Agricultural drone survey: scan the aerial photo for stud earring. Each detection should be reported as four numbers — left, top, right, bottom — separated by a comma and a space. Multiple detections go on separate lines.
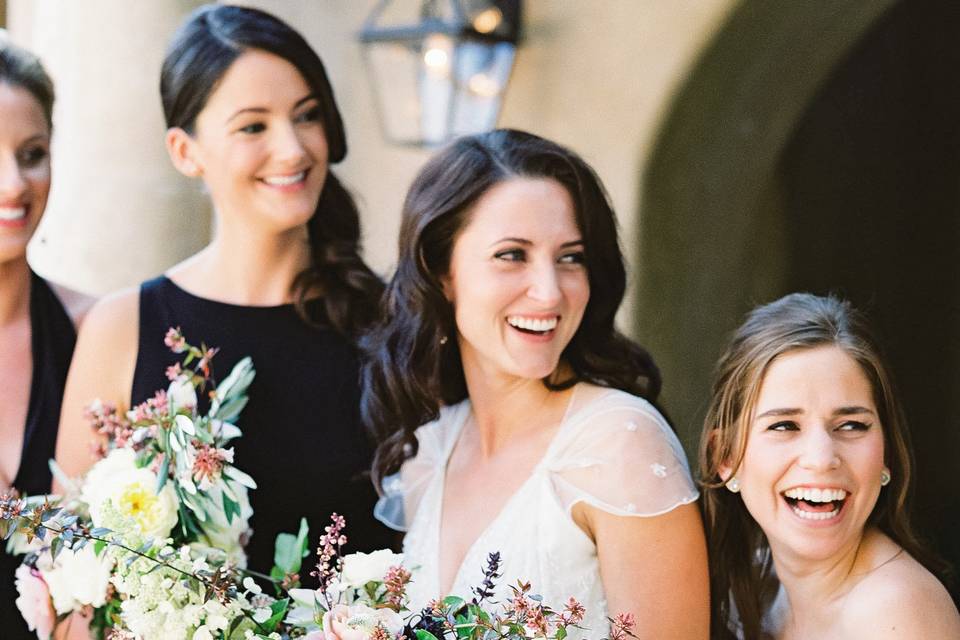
880, 468, 891, 487
439, 335, 448, 345
725, 476, 741, 493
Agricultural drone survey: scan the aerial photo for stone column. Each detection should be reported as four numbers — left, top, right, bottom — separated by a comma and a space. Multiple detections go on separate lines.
8, 0, 208, 295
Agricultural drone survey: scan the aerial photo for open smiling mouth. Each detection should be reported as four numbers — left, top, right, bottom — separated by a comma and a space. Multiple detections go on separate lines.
506, 315, 559, 337
782, 487, 849, 521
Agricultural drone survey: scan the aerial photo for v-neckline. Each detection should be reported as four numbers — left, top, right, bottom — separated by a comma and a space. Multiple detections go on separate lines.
432, 385, 580, 598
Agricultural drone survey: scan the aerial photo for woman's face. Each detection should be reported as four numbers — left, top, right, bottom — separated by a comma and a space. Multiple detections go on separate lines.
182, 49, 328, 234
443, 177, 590, 385
731, 345, 886, 564
0, 83, 50, 265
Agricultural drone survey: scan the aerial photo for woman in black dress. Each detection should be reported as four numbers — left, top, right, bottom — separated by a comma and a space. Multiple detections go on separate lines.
0, 42, 92, 639
55, 4, 393, 580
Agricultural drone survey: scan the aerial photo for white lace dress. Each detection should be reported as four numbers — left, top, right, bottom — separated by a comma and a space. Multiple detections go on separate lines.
375, 383, 698, 638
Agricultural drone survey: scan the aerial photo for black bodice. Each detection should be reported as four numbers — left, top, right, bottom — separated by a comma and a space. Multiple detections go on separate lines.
131, 276, 392, 580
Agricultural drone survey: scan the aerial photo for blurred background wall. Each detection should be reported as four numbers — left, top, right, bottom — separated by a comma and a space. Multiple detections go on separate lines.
6, 0, 959, 599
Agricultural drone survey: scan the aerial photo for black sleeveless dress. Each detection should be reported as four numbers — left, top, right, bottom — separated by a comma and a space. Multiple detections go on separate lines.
131, 276, 393, 579
0, 272, 76, 639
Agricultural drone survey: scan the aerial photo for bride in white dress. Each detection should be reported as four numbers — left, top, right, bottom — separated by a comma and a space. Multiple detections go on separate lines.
362, 129, 710, 639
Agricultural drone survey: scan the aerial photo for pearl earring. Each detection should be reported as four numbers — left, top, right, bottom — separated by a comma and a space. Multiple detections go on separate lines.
880, 468, 891, 487
726, 476, 741, 493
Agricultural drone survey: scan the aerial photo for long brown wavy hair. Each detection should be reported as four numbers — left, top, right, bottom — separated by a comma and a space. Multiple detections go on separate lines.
699, 292, 946, 639
161, 4, 383, 338
361, 129, 663, 490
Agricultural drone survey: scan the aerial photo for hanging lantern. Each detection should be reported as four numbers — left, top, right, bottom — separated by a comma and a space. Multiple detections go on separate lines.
358, 0, 522, 147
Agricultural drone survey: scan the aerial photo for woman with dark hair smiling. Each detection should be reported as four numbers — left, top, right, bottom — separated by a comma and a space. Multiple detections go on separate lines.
363, 129, 709, 639
699, 293, 960, 638
0, 39, 92, 640
55, 3, 392, 579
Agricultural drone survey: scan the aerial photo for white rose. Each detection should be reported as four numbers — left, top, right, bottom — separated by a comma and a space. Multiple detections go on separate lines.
38, 544, 113, 615
82, 448, 179, 540
339, 550, 404, 590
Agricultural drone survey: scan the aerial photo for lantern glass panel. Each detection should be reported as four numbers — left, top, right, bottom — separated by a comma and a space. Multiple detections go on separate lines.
450, 40, 514, 138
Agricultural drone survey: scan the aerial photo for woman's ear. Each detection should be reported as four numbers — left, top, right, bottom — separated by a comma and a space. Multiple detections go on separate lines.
165, 127, 202, 178
708, 428, 734, 481
440, 272, 454, 304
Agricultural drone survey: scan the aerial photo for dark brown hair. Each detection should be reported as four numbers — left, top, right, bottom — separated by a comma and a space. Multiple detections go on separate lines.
699, 292, 944, 639
362, 129, 662, 489
160, 4, 382, 338
0, 40, 54, 127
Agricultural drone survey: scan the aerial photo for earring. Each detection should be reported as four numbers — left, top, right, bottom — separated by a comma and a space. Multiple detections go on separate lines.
880, 468, 891, 487
439, 335, 448, 345
725, 477, 741, 493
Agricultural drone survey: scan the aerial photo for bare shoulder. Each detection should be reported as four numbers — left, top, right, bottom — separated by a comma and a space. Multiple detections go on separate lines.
77, 286, 140, 346
54, 285, 141, 480
47, 280, 96, 327
841, 549, 960, 638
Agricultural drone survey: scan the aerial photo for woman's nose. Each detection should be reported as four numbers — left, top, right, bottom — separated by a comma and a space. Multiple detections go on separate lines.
0, 154, 27, 200
272, 123, 308, 166
526, 262, 562, 306
798, 428, 841, 471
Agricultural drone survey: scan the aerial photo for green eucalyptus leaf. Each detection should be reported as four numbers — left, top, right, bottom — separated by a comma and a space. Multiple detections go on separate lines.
222, 492, 240, 525
156, 456, 170, 493
260, 598, 289, 632
223, 466, 257, 490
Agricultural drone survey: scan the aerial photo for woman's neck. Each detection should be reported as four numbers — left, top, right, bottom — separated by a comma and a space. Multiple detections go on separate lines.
0, 258, 31, 324
773, 528, 877, 634
170, 220, 311, 306
463, 363, 573, 458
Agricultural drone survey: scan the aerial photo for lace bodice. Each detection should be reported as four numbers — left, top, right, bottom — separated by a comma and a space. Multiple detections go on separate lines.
375, 384, 698, 638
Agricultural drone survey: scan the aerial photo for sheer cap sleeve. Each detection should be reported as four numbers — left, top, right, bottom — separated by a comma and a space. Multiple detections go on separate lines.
547, 387, 698, 517
374, 402, 468, 531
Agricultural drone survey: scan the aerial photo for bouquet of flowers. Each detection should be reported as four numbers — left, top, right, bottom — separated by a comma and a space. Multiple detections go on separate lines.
2, 329, 636, 640
1, 329, 289, 640
284, 515, 637, 640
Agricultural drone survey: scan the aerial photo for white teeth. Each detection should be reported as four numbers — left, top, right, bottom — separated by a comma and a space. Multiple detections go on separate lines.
791, 504, 840, 520
0, 207, 25, 221
262, 171, 305, 186
507, 316, 558, 332
783, 487, 848, 502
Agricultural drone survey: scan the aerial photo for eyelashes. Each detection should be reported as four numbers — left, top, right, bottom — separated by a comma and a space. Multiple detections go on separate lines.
18, 145, 48, 167
492, 248, 586, 264
235, 105, 322, 135
764, 420, 874, 432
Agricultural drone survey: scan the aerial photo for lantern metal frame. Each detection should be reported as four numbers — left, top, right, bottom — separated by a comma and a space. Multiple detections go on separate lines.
358, 0, 522, 147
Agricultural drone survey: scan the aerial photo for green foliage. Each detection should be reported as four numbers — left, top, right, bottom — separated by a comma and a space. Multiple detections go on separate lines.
272, 517, 310, 577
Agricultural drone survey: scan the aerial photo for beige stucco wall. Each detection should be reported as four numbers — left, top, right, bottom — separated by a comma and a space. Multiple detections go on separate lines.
10, 0, 736, 335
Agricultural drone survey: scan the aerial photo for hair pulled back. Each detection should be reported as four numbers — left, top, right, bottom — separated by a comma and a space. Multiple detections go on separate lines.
699, 292, 945, 639
362, 128, 662, 490
0, 38, 54, 127
160, 4, 382, 337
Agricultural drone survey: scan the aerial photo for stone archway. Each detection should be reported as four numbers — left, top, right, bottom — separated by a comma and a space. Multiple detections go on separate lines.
637, 0, 960, 599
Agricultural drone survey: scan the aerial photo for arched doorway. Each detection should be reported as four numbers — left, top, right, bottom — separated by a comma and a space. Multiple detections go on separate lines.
637, 0, 959, 597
